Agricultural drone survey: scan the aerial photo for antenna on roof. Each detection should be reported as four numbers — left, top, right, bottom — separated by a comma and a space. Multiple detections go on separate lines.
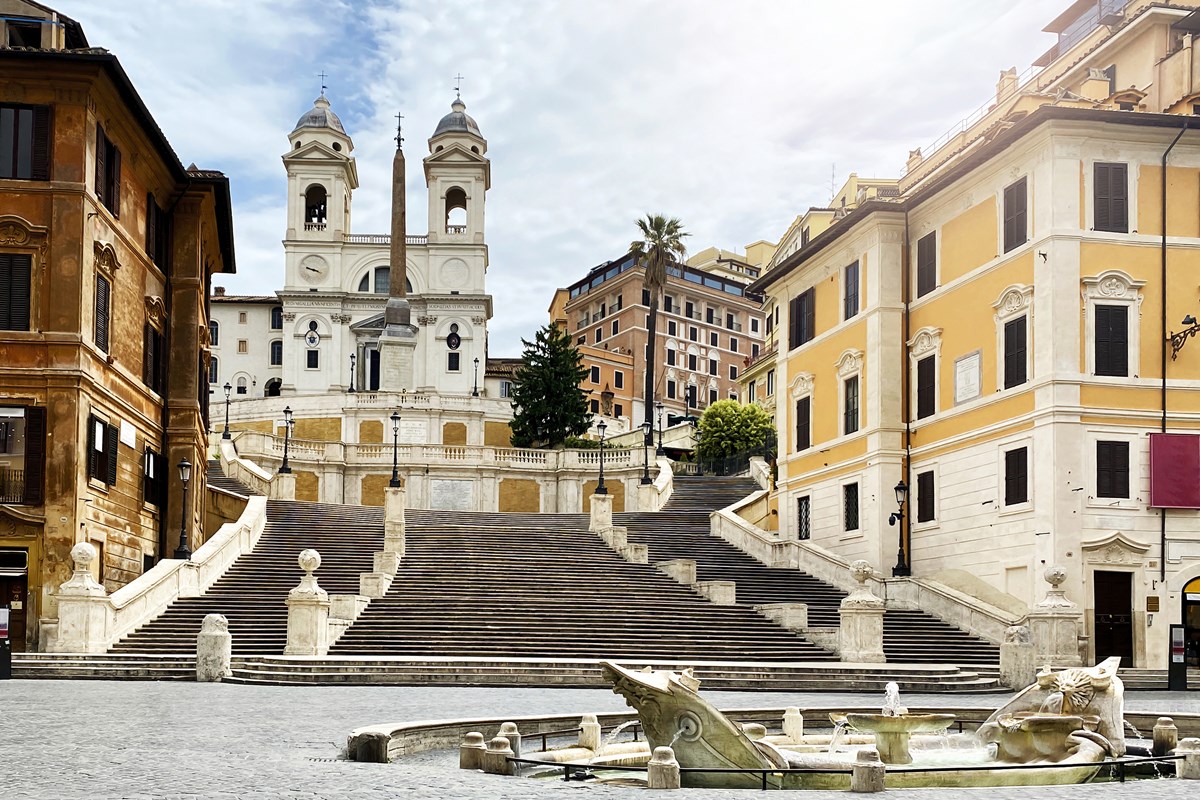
318, 70, 328, 97
454, 73, 465, 99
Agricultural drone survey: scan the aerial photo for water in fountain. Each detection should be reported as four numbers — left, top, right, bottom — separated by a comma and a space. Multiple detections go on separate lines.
599, 720, 640, 754
882, 681, 907, 716
1122, 719, 1145, 740
828, 720, 848, 753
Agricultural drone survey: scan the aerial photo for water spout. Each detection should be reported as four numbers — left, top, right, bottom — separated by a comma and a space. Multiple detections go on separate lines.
883, 681, 908, 716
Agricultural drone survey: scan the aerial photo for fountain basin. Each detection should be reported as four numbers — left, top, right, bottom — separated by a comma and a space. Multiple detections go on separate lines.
843, 713, 956, 764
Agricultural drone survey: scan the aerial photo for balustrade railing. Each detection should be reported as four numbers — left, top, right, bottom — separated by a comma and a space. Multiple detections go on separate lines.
0, 467, 24, 503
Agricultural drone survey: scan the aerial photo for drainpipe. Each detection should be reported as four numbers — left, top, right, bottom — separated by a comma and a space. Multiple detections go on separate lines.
1159, 124, 1186, 583
899, 207, 913, 576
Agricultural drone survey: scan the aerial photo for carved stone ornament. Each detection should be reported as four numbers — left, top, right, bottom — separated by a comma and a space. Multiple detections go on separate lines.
198, 323, 211, 349
330, 314, 352, 324
290, 548, 325, 599
1004, 625, 1032, 645
907, 326, 943, 358
0, 215, 49, 256
94, 240, 121, 278
418, 315, 438, 326
144, 296, 167, 330
841, 559, 884, 608
282, 312, 296, 322
789, 371, 814, 399
1033, 564, 1077, 610
993, 284, 1033, 321
1081, 270, 1145, 309
1081, 530, 1150, 566
835, 349, 864, 379
471, 316, 486, 325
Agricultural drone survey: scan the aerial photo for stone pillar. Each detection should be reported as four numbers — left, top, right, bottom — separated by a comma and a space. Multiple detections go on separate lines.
284, 549, 330, 656
783, 707, 804, 741
481, 736, 515, 776
271, 470, 296, 501
850, 748, 886, 793
637, 481, 659, 512
1153, 717, 1178, 757
756, 603, 809, 631
384, 485, 406, 556
656, 559, 697, 585
1026, 566, 1084, 667
498, 721, 522, 759
578, 714, 602, 751
602, 526, 627, 550
48, 542, 111, 654
1178, 738, 1200, 780
196, 613, 232, 682
647, 746, 681, 790
589, 492, 612, 532
999, 625, 1037, 689
621, 543, 649, 564
378, 335, 417, 392
839, 560, 886, 663
696, 580, 736, 605
459, 732, 486, 770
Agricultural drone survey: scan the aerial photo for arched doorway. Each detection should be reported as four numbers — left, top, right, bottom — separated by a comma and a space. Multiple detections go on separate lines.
1185, 576, 1200, 668
264, 378, 282, 397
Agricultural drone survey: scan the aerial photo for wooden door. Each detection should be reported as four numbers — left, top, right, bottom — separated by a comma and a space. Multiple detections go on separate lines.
1093, 571, 1133, 667
1, 575, 28, 652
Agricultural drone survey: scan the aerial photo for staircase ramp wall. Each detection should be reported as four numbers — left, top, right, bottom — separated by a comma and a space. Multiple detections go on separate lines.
217, 439, 273, 497
712, 491, 1020, 645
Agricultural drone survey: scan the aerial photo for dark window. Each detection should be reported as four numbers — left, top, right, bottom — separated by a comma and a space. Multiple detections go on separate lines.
668, 320, 677, 336
795, 396, 811, 451
94, 124, 121, 216
576, 335, 585, 345
614, 403, 623, 417
594, 327, 601, 343
142, 324, 166, 394
447, 352, 460, 371
800, 226, 810, 247
843, 482, 859, 530
666, 349, 676, 366
0, 253, 32, 330
667, 381, 676, 399
642, 288, 651, 306
689, 326, 697, 342
843, 261, 859, 320
752, 343, 759, 358
614, 371, 624, 389
706, 307, 715, 324
1097, 440, 1130, 499
708, 388, 717, 406
87, 415, 119, 486
844, 375, 859, 434
797, 495, 811, 539
143, 448, 167, 508
730, 337, 738, 353
788, 288, 816, 349
1003, 177, 1027, 253
208, 320, 219, 347
709, 331, 718, 346
209, 357, 218, 384
709, 358, 717, 376
611, 319, 619, 336
729, 365, 739, 380
688, 353, 697, 371
1004, 316, 1027, 388
662, 294, 670, 311
270, 307, 283, 330
1004, 446, 1028, 506
1093, 162, 1128, 233
686, 385, 697, 409
0, 104, 50, 180
916, 470, 935, 523
916, 355, 935, 419
1095, 305, 1128, 377
20, 406, 45, 505
145, 194, 171, 268
94, 274, 111, 353
599, 302, 606, 318
590, 398, 599, 413
1103, 64, 1117, 95
269, 340, 283, 366
373, 267, 389, 294
916, 232, 936, 297
590, 366, 600, 383
685, 301, 694, 319
306, 349, 319, 369
6, 20, 41, 47
726, 313, 735, 329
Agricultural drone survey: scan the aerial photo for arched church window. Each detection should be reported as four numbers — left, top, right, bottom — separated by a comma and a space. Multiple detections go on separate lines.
374, 266, 390, 294
445, 186, 467, 233
304, 185, 327, 228
270, 306, 283, 330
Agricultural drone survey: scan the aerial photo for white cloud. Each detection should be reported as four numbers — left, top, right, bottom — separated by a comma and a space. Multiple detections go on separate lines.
56, 0, 1057, 354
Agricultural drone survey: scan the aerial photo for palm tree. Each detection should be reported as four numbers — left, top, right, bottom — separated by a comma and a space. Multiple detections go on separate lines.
630, 214, 689, 445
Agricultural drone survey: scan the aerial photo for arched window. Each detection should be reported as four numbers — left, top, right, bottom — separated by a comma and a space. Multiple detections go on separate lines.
445, 186, 467, 232
358, 267, 413, 294
269, 340, 283, 366
270, 306, 283, 330
208, 320, 219, 347
264, 378, 282, 397
236, 376, 248, 395
304, 185, 327, 227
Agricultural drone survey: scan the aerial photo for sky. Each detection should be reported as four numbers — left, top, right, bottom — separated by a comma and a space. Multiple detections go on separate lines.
58, 0, 1060, 356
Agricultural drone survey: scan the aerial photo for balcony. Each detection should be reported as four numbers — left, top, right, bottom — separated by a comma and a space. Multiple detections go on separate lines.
0, 467, 25, 503
303, 222, 326, 232
447, 225, 467, 235
342, 233, 429, 245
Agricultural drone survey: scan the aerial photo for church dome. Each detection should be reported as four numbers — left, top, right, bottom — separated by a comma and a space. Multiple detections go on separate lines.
293, 95, 346, 135
432, 98, 482, 138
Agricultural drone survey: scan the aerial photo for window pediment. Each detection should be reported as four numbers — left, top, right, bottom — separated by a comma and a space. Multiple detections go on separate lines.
907, 327, 943, 357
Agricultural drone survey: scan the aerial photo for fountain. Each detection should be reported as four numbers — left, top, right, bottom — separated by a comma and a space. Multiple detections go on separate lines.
596, 657, 1132, 789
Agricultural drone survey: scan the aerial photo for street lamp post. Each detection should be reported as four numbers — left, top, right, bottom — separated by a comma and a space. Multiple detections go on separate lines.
174, 457, 192, 559
348, 352, 356, 393
640, 421, 653, 485
221, 381, 232, 439
389, 411, 402, 487
888, 479, 910, 576
472, 357, 480, 397
595, 420, 608, 495
655, 401, 665, 456
280, 406, 294, 474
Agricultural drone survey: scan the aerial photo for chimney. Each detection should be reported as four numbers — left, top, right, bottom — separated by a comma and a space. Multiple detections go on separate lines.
905, 148, 923, 174
214, 286, 226, 297
996, 67, 1018, 103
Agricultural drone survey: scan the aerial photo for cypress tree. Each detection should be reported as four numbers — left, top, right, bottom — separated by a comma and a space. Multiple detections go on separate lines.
509, 324, 591, 448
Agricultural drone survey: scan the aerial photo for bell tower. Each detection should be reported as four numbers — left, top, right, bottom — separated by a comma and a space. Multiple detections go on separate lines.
424, 96, 490, 245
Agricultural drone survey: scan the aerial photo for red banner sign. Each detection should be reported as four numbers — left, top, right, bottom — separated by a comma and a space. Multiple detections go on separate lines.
1149, 433, 1200, 508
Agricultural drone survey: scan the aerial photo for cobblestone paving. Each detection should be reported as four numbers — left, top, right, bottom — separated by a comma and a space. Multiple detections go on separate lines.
1, 681, 1197, 799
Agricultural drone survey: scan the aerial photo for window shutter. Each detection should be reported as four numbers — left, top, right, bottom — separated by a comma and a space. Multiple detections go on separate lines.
1004, 178, 1027, 252
1004, 316, 1027, 388
31, 106, 51, 181
94, 124, 106, 207
1095, 305, 1128, 376
1094, 163, 1128, 233
105, 422, 119, 485
804, 289, 815, 343
917, 232, 936, 297
109, 145, 121, 217
21, 406, 46, 505
788, 296, 801, 349
917, 470, 935, 523
1097, 441, 1130, 498
1005, 447, 1028, 505
87, 415, 98, 481
0, 253, 32, 331
795, 397, 810, 451
146, 194, 157, 259
916, 356, 936, 419
95, 274, 110, 352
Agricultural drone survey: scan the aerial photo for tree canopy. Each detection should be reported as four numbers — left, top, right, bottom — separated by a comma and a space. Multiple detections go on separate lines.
509, 324, 591, 448
695, 400, 775, 460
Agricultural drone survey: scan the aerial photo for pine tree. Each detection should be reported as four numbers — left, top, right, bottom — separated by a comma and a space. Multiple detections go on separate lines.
509, 324, 591, 448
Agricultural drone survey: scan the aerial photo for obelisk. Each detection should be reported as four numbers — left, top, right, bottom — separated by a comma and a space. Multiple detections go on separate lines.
379, 113, 417, 391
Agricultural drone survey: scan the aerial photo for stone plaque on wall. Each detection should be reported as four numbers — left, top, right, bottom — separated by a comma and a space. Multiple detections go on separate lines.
954, 351, 981, 404
399, 420, 426, 444
430, 479, 475, 511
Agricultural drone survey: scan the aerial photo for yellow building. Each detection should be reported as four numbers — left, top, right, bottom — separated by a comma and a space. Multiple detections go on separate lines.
751, 0, 1200, 670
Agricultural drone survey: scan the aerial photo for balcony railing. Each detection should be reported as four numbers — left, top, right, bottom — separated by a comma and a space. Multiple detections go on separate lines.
342, 233, 429, 245
303, 222, 327, 231
447, 225, 467, 235
0, 467, 25, 503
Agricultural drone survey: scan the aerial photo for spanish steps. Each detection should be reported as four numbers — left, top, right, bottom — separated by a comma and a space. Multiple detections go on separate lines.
616, 477, 1001, 669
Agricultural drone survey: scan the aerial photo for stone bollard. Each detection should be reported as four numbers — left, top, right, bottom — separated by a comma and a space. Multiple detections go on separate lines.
647, 746, 681, 790
656, 559, 697, 585
621, 543, 649, 564
695, 580, 736, 605
1026, 566, 1085, 667
48, 542, 111, 653
284, 549, 330, 656
850, 748, 886, 793
459, 732, 486, 770
783, 707, 805, 742
589, 492, 613, 532
1153, 717, 1178, 757
498, 721, 522, 759
384, 485, 406, 556
603, 527, 628, 550
481, 736, 515, 776
195, 613, 232, 682
755, 602, 809, 631
742, 723, 766, 741
999, 626, 1037, 690
1178, 738, 1200, 780
578, 714, 602, 752
839, 561, 886, 663
271, 470, 296, 501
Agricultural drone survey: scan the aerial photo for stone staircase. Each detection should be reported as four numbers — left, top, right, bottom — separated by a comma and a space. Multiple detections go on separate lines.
109, 500, 382, 654
616, 477, 1002, 669
206, 458, 260, 496
330, 509, 837, 662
